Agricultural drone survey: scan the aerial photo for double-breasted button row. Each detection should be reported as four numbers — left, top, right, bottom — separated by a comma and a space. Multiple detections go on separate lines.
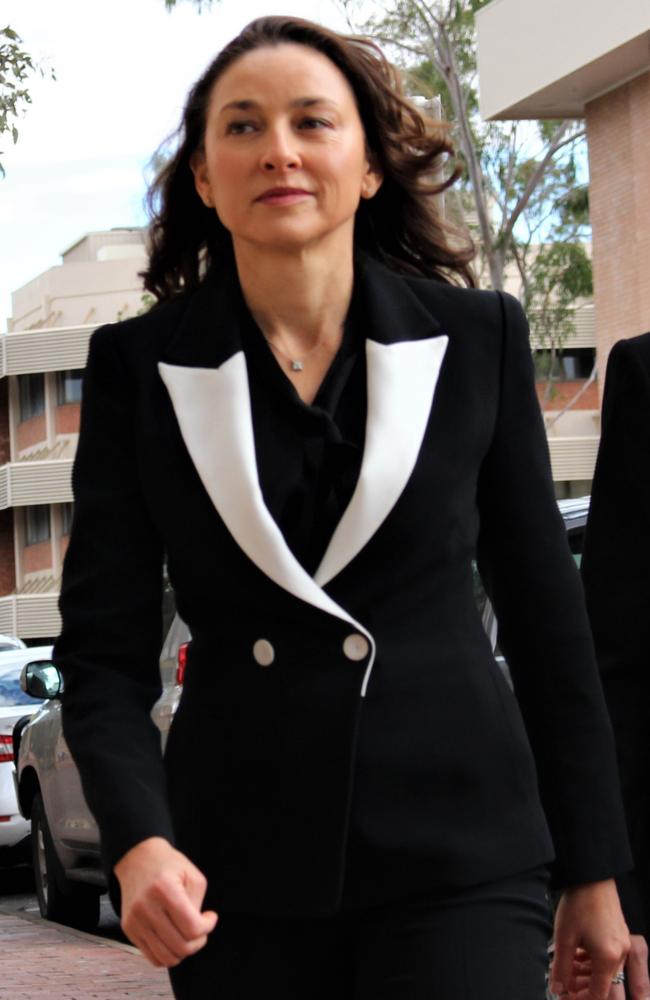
252, 638, 275, 667
252, 633, 370, 666
342, 633, 370, 661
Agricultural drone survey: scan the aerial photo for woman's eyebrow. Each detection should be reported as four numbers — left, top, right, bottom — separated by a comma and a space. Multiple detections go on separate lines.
219, 96, 339, 113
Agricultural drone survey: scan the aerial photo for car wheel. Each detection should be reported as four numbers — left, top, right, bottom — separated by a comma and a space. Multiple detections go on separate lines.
31, 792, 101, 931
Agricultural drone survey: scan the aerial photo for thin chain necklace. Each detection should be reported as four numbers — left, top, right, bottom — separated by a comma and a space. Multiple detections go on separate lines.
264, 330, 338, 372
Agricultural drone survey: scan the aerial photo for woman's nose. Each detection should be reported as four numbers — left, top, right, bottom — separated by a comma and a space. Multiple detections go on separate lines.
260, 126, 301, 172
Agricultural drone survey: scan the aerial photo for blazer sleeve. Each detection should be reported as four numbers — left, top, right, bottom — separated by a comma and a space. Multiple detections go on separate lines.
581, 338, 650, 933
476, 291, 632, 889
53, 323, 175, 874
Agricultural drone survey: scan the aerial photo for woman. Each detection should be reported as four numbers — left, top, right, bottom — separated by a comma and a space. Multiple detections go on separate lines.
54, 16, 632, 999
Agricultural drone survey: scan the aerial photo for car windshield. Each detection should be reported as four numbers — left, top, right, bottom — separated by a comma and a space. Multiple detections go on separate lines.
0, 665, 38, 706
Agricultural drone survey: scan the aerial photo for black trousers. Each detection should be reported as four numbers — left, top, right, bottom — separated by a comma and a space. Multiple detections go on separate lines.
169, 866, 552, 999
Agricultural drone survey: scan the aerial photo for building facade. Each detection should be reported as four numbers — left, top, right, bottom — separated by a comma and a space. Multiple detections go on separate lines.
477, 0, 650, 492
0, 229, 148, 642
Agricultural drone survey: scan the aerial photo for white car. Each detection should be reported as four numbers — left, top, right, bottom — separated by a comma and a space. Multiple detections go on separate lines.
0, 645, 52, 864
0, 634, 27, 653
14, 616, 189, 929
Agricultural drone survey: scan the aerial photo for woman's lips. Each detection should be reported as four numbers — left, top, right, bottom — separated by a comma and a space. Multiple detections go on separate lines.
255, 188, 313, 205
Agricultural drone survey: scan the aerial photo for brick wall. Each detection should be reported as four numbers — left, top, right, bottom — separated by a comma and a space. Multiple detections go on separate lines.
536, 379, 599, 411
55, 402, 81, 435
0, 510, 16, 595
16, 415, 47, 451
586, 71, 650, 397
23, 539, 54, 574
0, 380, 10, 465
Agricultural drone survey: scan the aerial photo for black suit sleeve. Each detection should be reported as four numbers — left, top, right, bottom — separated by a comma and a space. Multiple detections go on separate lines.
53, 324, 175, 874
476, 292, 632, 888
581, 337, 650, 933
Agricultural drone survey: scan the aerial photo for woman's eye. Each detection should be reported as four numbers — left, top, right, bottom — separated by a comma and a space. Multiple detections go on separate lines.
226, 121, 257, 135
299, 117, 332, 130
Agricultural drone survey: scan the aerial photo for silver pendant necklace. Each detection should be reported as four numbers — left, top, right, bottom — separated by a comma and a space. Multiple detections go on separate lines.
264, 334, 325, 372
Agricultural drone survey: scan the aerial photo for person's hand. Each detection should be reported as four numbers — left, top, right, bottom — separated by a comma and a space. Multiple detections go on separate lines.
623, 934, 650, 1000
550, 879, 630, 999
114, 836, 218, 967
560, 935, 649, 1000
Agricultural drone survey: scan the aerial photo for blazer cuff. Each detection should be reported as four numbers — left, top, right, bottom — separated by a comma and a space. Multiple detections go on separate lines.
615, 870, 647, 935
101, 811, 177, 877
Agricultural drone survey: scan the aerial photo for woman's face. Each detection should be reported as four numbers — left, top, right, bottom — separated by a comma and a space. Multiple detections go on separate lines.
191, 43, 382, 257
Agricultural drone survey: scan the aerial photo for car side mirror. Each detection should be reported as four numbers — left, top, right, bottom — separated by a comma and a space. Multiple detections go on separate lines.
20, 660, 63, 700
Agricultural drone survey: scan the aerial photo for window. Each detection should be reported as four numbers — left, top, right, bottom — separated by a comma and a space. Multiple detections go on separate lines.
535, 348, 595, 382
25, 506, 51, 546
18, 374, 45, 421
56, 369, 84, 405
60, 502, 74, 536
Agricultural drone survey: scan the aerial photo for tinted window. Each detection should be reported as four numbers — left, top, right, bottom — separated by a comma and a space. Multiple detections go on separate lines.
56, 370, 84, 405
61, 502, 74, 536
18, 373, 45, 421
567, 525, 584, 566
0, 667, 38, 707
25, 505, 51, 546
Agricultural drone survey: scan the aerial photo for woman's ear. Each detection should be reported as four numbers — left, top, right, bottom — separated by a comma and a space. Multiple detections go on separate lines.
361, 155, 383, 200
190, 151, 214, 208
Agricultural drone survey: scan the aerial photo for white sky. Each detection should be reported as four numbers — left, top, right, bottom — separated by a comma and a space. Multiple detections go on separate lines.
0, 0, 350, 330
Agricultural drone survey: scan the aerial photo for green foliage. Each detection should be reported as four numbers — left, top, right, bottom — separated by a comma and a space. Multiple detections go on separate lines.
163, 0, 216, 9
0, 25, 55, 177
526, 242, 593, 351
137, 292, 156, 315
340, 0, 589, 302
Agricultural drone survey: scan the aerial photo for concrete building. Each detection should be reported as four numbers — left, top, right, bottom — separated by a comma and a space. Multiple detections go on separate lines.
0, 229, 147, 641
477, 0, 650, 491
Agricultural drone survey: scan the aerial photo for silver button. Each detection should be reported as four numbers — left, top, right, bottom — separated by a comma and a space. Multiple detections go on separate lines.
343, 633, 369, 661
252, 639, 275, 667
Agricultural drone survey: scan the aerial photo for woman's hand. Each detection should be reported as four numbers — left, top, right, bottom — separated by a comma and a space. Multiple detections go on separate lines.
114, 836, 218, 968
623, 934, 650, 1000
567, 935, 650, 1000
550, 879, 630, 999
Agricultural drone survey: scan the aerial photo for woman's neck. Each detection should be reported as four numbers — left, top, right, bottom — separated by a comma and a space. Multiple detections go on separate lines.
233, 243, 354, 350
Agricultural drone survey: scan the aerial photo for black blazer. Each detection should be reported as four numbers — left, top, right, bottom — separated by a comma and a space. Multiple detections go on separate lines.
581, 332, 650, 935
54, 253, 632, 917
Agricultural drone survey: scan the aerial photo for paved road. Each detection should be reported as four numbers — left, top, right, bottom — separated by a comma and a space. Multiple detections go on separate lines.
0, 866, 174, 998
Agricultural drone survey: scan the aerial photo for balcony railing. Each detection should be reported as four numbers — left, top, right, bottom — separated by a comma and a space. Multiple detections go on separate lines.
529, 305, 596, 351
0, 460, 74, 509
547, 436, 599, 482
0, 324, 96, 377
0, 593, 61, 639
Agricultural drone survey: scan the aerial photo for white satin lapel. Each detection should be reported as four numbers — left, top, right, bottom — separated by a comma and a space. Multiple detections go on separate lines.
314, 335, 449, 587
157, 356, 371, 635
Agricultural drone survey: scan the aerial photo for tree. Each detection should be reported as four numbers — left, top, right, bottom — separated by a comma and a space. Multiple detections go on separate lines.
339, 0, 590, 300
163, 0, 216, 9
0, 25, 54, 177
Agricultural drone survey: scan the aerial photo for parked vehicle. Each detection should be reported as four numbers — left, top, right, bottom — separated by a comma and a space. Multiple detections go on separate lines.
481, 495, 590, 681
0, 634, 27, 653
0, 645, 52, 867
13, 616, 189, 930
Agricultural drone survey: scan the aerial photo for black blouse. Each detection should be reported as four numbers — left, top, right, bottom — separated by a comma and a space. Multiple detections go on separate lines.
238, 284, 367, 577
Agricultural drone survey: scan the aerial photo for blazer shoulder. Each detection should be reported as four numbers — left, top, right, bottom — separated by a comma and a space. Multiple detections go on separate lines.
609, 330, 650, 373
403, 275, 521, 336
86, 294, 191, 368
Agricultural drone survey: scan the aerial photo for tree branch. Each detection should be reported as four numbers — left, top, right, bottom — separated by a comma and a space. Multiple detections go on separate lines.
500, 121, 584, 250
545, 362, 598, 429
435, 23, 499, 284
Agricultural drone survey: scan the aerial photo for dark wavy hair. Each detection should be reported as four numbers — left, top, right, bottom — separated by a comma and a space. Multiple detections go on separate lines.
142, 15, 475, 301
